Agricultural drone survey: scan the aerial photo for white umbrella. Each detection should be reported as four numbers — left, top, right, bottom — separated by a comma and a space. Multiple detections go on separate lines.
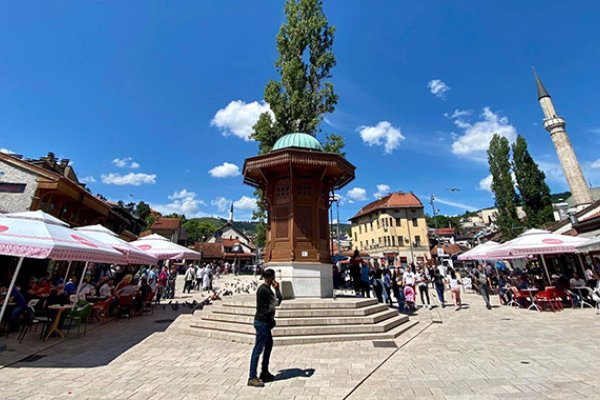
457, 241, 500, 261
487, 229, 589, 283
0, 211, 126, 335
575, 235, 600, 253
129, 234, 201, 260
74, 225, 158, 265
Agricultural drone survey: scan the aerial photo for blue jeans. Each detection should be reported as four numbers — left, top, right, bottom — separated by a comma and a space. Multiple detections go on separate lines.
435, 284, 445, 304
249, 320, 274, 380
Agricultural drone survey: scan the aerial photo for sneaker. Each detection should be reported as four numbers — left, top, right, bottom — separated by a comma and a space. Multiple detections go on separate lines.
486, 304, 492, 310
247, 378, 265, 387
260, 371, 275, 382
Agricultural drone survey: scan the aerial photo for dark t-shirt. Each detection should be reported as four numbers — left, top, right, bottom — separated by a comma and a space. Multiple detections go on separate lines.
254, 283, 282, 326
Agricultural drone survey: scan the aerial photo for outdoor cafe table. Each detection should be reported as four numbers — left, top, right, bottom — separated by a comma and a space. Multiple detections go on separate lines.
44, 304, 70, 340
520, 288, 540, 311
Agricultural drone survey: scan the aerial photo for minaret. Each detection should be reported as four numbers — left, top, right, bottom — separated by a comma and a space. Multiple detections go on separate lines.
534, 69, 592, 205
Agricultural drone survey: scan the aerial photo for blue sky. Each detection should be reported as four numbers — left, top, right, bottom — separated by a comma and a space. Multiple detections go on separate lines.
1, 1, 600, 222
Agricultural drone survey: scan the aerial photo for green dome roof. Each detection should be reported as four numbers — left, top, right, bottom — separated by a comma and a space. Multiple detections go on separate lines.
272, 132, 323, 152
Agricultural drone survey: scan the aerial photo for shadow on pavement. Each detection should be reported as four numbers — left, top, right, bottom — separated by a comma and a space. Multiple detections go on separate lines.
274, 367, 315, 381
0, 306, 191, 369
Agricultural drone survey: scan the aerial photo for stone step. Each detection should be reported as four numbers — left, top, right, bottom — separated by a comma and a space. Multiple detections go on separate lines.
205, 303, 390, 318
189, 314, 408, 337
199, 308, 399, 326
221, 296, 378, 310
182, 319, 420, 345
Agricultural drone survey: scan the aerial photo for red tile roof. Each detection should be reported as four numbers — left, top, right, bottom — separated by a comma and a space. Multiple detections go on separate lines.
350, 192, 423, 221
430, 243, 469, 256
194, 242, 224, 259
435, 228, 456, 236
151, 218, 182, 231
222, 238, 241, 247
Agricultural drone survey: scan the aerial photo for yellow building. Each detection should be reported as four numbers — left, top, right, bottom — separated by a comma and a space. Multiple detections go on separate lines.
349, 192, 430, 265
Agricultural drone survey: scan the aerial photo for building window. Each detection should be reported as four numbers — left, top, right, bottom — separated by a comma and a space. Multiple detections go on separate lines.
395, 218, 401, 226
370, 222, 373, 231
391, 236, 395, 246
412, 218, 418, 227
415, 235, 421, 246
378, 237, 382, 246
354, 233, 357, 242
376, 219, 380, 229
371, 238, 375, 246
398, 236, 404, 246
359, 225, 362, 234
389, 218, 393, 226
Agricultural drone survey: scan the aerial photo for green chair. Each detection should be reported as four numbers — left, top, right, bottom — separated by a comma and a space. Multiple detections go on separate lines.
65, 303, 93, 337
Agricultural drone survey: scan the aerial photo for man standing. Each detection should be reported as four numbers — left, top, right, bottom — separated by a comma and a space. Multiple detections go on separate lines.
248, 268, 282, 387
476, 265, 492, 310
183, 264, 196, 293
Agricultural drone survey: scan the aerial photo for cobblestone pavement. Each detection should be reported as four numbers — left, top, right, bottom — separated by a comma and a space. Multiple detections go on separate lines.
1, 277, 599, 400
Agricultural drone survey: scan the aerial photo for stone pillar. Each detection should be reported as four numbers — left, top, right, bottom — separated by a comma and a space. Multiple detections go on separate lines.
544, 117, 593, 205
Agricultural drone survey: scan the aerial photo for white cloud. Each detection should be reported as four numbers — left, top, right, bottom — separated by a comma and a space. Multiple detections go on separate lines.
211, 197, 230, 212
591, 159, 600, 169
444, 109, 472, 119
374, 184, 391, 199
209, 162, 241, 178
80, 176, 96, 184
234, 196, 257, 210
0, 148, 15, 154
347, 187, 367, 202
427, 79, 450, 98
112, 157, 140, 169
478, 175, 492, 192
101, 172, 156, 186
451, 107, 517, 160
434, 197, 477, 212
153, 189, 205, 216
211, 100, 273, 141
358, 121, 405, 154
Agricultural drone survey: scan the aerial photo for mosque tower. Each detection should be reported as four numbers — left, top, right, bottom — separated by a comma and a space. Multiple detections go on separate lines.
534, 69, 592, 206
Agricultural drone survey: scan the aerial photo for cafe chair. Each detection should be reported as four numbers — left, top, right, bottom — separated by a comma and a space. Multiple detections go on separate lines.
568, 287, 594, 309
65, 303, 93, 337
17, 306, 50, 343
507, 287, 527, 308
92, 297, 112, 324
143, 291, 156, 316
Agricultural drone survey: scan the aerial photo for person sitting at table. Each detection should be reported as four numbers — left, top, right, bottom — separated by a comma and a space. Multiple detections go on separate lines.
47, 284, 69, 306
25, 277, 38, 300
497, 273, 512, 304
98, 277, 114, 298
34, 278, 53, 297
569, 274, 586, 288
79, 278, 96, 299
134, 277, 152, 314
64, 275, 78, 296
517, 275, 529, 290
7, 284, 28, 332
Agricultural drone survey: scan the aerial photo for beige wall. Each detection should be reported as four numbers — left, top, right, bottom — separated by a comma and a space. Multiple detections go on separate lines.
350, 207, 430, 262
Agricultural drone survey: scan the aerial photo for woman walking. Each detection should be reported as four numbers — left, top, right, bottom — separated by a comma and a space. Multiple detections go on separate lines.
448, 268, 462, 310
415, 267, 431, 309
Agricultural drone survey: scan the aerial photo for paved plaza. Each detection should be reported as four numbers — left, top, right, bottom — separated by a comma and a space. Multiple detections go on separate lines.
1, 275, 599, 400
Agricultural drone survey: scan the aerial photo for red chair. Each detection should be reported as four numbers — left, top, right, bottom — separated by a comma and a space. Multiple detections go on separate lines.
535, 288, 561, 312
143, 291, 155, 315
507, 287, 528, 308
92, 297, 112, 324
117, 295, 134, 318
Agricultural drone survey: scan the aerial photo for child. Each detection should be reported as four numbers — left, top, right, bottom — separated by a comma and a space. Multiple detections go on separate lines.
403, 285, 416, 314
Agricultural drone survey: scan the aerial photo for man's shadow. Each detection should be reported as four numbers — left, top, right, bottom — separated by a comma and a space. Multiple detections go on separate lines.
274, 368, 315, 381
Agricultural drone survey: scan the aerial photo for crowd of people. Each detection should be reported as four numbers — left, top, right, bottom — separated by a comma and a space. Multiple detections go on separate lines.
334, 250, 600, 313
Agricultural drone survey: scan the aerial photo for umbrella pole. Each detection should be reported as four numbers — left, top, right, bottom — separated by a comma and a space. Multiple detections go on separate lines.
577, 254, 587, 277
540, 255, 551, 285
63, 260, 73, 282
0, 257, 25, 351
73, 261, 90, 309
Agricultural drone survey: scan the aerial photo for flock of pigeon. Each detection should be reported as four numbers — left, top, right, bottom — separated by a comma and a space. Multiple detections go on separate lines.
162, 277, 261, 313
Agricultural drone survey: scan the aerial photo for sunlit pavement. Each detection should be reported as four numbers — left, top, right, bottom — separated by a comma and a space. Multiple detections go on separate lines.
1, 280, 599, 400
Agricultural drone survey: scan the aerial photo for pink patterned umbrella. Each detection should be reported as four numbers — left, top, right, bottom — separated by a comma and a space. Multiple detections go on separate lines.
487, 229, 589, 258
74, 225, 157, 265
0, 211, 125, 263
129, 234, 201, 260
0, 211, 126, 341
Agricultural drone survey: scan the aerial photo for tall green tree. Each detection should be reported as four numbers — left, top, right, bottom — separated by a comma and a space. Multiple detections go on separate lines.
251, 0, 342, 247
512, 135, 554, 228
183, 219, 219, 243
488, 134, 520, 239
251, 0, 340, 154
